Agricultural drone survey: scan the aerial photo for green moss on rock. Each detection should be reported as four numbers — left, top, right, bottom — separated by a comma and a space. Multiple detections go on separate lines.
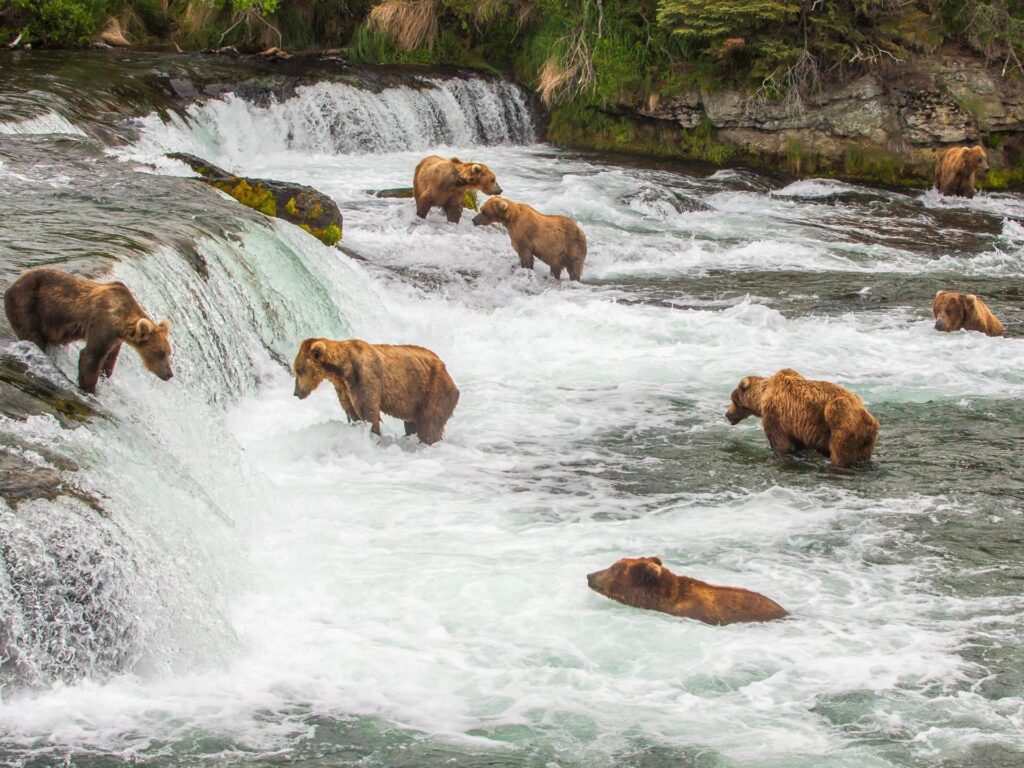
213, 179, 277, 217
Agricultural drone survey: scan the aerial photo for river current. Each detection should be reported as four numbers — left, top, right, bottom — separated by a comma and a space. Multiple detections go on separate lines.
0, 53, 1022, 768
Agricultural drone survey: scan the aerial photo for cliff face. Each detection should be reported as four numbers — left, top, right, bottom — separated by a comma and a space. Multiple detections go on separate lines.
619, 49, 1024, 186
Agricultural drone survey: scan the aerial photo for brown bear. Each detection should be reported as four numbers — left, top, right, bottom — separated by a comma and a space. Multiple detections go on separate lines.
932, 290, 1004, 336
412, 155, 502, 224
4, 267, 173, 395
292, 337, 459, 445
934, 145, 989, 198
726, 368, 879, 468
587, 556, 787, 625
471, 196, 588, 281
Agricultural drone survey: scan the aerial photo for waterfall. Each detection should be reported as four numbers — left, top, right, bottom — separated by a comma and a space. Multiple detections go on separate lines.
0, 69, 538, 694
134, 75, 537, 165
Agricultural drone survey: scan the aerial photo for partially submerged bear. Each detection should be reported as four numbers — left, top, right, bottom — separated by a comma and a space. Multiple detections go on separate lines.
934, 145, 989, 198
726, 368, 878, 468
4, 267, 173, 394
932, 290, 1004, 336
472, 196, 588, 282
292, 337, 459, 444
413, 155, 502, 224
587, 556, 787, 625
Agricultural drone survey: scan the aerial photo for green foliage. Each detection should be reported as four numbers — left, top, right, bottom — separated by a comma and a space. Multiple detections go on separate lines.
658, 0, 800, 40
4, 0, 106, 46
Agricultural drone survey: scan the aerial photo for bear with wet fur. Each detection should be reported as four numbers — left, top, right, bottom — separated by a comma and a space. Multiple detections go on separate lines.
587, 556, 787, 625
472, 196, 588, 281
4, 267, 173, 395
932, 290, 1004, 336
413, 155, 502, 224
726, 368, 878, 468
292, 337, 459, 445
934, 145, 989, 198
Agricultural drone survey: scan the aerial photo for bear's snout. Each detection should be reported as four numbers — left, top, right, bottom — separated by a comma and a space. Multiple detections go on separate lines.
725, 405, 745, 425
586, 570, 605, 591
472, 213, 487, 226
934, 318, 947, 332
294, 382, 311, 399
493, 184, 503, 195
158, 368, 174, 381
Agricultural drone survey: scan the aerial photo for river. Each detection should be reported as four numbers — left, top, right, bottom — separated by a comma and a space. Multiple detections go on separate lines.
0, 52, 1022, 768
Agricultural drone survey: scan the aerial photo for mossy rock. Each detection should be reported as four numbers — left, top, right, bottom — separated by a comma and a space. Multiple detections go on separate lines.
0, 344, 95, 424
168, 152, 344, 246
374, 187, 415, 198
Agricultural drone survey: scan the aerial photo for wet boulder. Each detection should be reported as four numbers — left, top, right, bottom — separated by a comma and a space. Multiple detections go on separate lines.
168, 152, 343, 246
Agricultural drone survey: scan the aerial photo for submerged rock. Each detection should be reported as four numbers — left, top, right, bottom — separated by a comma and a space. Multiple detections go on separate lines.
168, 152, 344, 246
374, 186, 479, 210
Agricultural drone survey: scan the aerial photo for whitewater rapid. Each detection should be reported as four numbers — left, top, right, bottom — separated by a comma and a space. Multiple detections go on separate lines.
2, 71, 1024, 767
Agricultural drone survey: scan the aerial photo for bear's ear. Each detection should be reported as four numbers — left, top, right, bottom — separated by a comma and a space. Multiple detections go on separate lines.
648, 556, 663, 566
158, 319, 171, 333
309, 340, 327, 361
497, 199, 509, 213
471, 163, 482, 175
631, 560, 663, 588
960, 147, 971, 159
738, 376, 754, 391
131, 318, 155, 342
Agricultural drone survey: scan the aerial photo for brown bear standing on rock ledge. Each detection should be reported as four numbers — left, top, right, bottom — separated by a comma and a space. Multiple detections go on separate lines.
726, 368, 879, 468
932, 290, 1004, 336
934, 145, 989, 198
4, 268, 173, 394
472, 196, 588, 281
587, 556, 787, 625
413, 155, 502, 223
292, 337, 459, 445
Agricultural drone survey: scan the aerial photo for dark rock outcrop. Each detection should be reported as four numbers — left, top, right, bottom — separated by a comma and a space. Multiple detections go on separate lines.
168, 153, 343, 245
625, 47, 1024, 186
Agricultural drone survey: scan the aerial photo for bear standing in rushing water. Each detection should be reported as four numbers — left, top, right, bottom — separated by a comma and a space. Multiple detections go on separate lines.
4, 268, 173, 394
587, 556, 787, 625
726, 368, 878, 468
932, 290, 1004, 336
934, 145, 989, 198
413, 155, 502, 224
472, 196, 587, 281
292, 338, 459, 445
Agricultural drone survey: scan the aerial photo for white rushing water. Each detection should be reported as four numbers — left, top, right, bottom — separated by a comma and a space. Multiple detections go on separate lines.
3, 74, 1024, 767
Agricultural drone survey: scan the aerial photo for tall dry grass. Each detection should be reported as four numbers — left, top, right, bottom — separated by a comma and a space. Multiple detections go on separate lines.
367, 0, 438, 51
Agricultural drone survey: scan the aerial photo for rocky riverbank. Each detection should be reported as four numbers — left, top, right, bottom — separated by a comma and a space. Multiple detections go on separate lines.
553, 46, 1024, 189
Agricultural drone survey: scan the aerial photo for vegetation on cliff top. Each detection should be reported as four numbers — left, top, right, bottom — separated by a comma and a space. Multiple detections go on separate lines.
3, 0, 1021, 185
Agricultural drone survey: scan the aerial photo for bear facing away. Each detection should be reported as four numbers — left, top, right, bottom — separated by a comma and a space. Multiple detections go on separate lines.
472, 196, 587, 281
932, 290, 1004, 336
587, 556, 787, 625
726, 368, 878, 468
292, 337, 459, 444
4, 268, 173, 394
412, 155, 502, 224
934, 145, 989, 198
